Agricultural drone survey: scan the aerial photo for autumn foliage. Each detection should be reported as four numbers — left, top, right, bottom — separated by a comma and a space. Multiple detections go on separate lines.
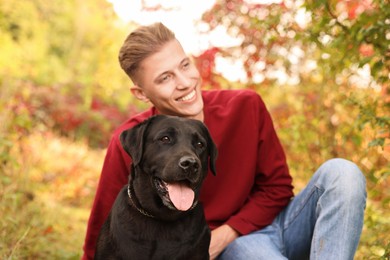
0, 0, 389, 258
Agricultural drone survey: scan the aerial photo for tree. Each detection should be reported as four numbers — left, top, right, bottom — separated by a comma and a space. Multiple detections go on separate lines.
197, 0, 389, 257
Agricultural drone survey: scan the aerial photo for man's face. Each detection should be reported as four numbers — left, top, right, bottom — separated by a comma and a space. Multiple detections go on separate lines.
132, 39, 204, 121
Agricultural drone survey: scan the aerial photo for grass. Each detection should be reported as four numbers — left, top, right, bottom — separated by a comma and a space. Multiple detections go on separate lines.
0, 131, 389, 259
0, 132, 104, 259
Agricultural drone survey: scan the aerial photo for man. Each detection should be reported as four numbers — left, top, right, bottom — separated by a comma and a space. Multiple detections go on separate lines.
82, 22, 366, 259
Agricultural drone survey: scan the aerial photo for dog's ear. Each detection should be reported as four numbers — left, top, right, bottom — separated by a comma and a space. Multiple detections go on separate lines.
208, 137, 218, 176
198, 123, 217, 176
120, 116, 155, 166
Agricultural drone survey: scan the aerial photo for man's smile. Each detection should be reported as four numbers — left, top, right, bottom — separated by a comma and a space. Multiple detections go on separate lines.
177, 89, 196, 102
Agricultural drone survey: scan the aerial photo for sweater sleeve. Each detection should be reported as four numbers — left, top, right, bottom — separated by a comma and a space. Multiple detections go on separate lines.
82, 134, 131, 260
225, 93, 294, 235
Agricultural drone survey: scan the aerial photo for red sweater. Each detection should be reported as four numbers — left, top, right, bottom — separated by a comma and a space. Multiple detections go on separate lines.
82, 89, 294, 259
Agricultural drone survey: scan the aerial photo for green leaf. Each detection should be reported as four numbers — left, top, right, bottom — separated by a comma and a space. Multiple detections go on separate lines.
368, 138, 385, 147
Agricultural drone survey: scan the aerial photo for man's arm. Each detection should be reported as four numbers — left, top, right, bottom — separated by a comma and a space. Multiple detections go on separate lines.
82, 135, 130, 260
224, 92, 294, 235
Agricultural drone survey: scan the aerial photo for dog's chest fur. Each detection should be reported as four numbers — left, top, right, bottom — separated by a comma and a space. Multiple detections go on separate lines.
96, 188, 210, 260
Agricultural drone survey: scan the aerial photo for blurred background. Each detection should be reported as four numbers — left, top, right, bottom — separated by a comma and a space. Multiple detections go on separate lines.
0, 0, 389, 258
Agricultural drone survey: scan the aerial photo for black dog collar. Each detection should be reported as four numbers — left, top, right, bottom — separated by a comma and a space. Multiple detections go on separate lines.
127, 184, 155, 218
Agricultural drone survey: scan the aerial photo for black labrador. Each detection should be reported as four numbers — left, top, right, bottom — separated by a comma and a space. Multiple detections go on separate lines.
95, 115, 217, 260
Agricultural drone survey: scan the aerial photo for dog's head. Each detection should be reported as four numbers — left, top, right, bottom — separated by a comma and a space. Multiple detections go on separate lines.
120, 115, 217, 218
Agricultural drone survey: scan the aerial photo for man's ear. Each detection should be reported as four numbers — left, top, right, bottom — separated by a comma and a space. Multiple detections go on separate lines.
131, 85, 150, 103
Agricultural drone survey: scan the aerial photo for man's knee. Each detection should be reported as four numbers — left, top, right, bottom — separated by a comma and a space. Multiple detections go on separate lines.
319, 158, 366, 201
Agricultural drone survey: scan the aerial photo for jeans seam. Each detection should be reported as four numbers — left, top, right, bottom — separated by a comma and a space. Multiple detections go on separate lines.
283, 186, 318, 230
282, 185, 324, 259
273, 220, 286, 257
311, 186, 324, 260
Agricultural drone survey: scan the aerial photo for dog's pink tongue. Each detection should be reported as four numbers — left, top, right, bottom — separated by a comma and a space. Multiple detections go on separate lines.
166, 182, 194, 211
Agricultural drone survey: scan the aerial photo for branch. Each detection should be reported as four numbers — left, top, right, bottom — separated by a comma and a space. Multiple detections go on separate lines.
325, 2, 350, 34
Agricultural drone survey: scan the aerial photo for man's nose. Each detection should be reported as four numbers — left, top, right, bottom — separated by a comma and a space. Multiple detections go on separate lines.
175, 72, 192, 89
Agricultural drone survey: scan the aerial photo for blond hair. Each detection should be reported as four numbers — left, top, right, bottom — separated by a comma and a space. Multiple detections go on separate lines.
118, 22, 176, 82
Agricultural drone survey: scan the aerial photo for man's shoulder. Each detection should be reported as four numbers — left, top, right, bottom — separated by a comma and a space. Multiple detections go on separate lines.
112, 108, 155, 138
203, 89, 263, 107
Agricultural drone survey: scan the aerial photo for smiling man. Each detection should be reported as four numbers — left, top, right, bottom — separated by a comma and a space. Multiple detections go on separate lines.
128, 39, 204, 121
82, 22, 366, 260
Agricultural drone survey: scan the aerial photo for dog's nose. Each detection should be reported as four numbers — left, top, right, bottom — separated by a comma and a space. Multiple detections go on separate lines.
178, 156, 199, 172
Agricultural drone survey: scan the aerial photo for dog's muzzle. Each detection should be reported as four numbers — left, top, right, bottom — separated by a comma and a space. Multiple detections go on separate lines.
154, 177, 198, 212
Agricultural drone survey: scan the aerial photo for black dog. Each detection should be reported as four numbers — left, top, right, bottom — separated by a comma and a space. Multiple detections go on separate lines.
95, 115, 217, 260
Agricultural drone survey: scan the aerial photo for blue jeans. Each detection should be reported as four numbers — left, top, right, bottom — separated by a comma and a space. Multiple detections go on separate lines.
218, 158, 367, 260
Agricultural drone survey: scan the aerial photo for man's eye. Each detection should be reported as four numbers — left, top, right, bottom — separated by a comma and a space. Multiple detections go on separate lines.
160, 136, 171, 143
183, 62, 190, 69
161, 74, 171, 82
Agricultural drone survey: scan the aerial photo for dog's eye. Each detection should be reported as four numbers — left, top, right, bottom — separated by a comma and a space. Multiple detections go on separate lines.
196, 141, 204, 149
160, 136, 171, 143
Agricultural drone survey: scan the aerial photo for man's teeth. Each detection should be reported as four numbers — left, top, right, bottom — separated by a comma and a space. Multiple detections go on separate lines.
179, 90, 195, 101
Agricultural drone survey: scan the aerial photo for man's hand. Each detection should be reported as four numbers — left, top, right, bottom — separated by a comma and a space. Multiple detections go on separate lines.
209, 224, 239, 260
